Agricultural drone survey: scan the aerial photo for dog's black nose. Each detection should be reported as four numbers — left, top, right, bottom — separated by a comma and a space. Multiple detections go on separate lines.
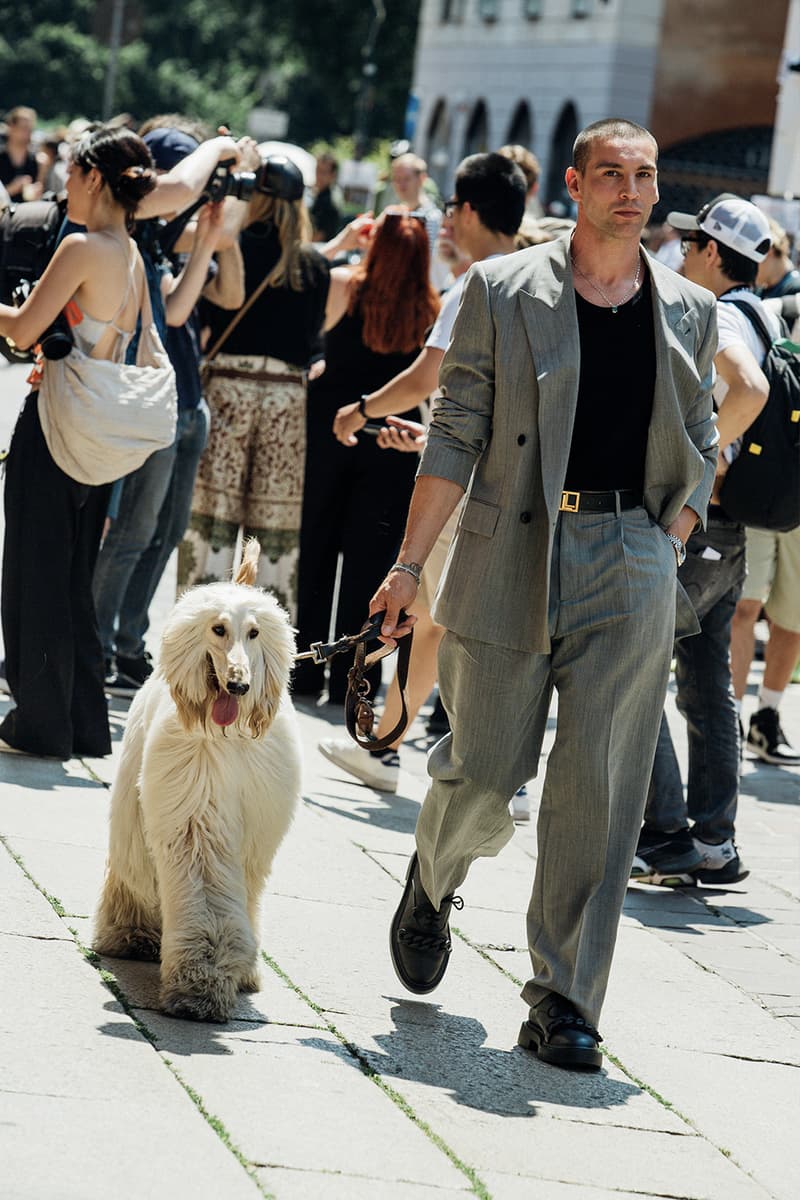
226, 681, 250, 696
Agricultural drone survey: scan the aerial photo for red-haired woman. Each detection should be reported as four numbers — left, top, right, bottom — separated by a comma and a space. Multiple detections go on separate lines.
294, 208, 440, 704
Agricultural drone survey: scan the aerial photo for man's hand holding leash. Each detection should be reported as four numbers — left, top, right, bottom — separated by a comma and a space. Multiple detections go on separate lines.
368, 473, 465, 646
370, 569, 419, 647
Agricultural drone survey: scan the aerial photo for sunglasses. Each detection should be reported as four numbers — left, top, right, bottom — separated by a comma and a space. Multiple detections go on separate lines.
444, 197, 463, 218
680, 235, 702, 255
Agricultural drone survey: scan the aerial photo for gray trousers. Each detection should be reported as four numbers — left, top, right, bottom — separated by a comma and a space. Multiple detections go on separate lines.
416, 507, 677, 1026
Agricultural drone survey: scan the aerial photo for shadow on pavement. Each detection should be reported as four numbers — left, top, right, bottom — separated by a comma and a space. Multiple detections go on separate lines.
305, 790, 419, 833
300, 1000, 641, 1115
625, 883, 773, 929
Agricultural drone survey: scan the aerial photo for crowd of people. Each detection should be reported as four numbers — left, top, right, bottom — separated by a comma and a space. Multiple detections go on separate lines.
0, 104, 797, 1073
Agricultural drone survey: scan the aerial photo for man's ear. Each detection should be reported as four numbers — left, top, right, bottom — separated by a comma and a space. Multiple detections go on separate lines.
565, 166, 580, 204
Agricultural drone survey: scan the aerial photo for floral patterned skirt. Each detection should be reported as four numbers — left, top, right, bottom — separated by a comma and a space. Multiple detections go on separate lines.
178, 353, 307, 619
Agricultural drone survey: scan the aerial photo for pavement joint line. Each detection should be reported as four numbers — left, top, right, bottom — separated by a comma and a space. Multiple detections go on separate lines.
447, 920, 777, 1192
248, 1162, 469, 1191
162, 1059, 274, 1199
1, 930, 72, 942
702, 1050, 800, 1068
1, 834, 269, 1194
353, 845, 762, 1178
260, 950, 492, 1200
1, 835, 66, 915
71, 928, 271, 1196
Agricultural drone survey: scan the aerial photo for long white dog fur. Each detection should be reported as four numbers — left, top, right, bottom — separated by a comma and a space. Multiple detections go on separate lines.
94, 542, 301, 1022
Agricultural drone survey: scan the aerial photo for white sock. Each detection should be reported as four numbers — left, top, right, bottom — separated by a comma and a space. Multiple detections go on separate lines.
758, 686, 783, 712
733, 696, 742, 715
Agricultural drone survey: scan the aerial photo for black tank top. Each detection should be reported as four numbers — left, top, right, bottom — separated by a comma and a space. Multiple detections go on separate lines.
309, 306, 421, 417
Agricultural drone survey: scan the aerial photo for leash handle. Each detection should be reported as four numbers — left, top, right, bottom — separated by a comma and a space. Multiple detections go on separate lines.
345, 611, 413, 752
295, 610, 386, 666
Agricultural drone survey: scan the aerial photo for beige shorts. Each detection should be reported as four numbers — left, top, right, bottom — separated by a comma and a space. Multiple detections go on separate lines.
741, 525, 800, 632
417, 504, 461, 612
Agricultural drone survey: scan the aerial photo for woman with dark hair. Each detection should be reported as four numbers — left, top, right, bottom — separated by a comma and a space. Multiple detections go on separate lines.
0, 125, 158, 758
178, 160, 330, 615
294, 208, 441, 703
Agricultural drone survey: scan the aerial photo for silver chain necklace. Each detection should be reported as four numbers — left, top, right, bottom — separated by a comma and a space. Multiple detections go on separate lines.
571, 253, 642, 313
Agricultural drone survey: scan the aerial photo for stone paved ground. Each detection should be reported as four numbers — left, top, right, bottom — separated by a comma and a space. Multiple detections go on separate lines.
1, 360, 798, 1199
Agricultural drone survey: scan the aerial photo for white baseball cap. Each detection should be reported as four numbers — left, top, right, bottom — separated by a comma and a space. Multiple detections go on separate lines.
667, 193, 771, 262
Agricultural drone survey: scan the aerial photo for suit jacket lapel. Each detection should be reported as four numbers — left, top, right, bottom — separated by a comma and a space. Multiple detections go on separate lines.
518, 238, 580, 523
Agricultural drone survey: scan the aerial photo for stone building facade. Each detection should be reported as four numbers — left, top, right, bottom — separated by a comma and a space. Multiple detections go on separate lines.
410, 0, 788, 218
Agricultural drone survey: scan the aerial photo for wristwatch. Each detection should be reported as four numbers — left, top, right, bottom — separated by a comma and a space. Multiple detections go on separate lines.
664, 532, 687, 566
358, 394, 369, 419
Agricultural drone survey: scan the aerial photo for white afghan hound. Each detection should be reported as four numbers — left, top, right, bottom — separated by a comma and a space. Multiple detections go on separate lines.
94, 542, 301, 1022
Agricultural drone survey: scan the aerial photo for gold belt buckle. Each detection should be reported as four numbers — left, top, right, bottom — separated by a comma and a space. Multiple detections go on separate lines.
559, 490, 580, 513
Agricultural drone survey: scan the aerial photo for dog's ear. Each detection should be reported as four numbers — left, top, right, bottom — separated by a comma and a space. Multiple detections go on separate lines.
160, 615, 214, 732
235, 539, 261, 588
248, 605, 296, 738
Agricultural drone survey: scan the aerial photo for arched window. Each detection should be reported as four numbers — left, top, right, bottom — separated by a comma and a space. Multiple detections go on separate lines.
545, 101, 579, 211
463, 100, 489, 158
425, 99, 451, 194
506, 101, 533, 149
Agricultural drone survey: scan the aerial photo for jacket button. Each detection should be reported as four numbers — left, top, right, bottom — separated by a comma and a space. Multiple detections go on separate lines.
517, 434, 526, 445
520, 511, 531, 524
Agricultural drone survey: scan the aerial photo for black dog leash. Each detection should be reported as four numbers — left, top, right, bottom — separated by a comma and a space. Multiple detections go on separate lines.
295, 611, 413, 752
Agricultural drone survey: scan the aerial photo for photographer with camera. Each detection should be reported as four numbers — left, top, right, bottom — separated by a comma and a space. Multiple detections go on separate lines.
0, 125, 162, 759
178, 154, 330, 619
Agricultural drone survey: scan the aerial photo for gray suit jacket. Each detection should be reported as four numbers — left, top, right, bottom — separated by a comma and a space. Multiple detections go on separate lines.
421, 237, 719, 654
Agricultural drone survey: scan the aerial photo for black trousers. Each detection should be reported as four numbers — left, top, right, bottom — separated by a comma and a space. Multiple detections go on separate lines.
294, 400, 419, 704
1, 393, 111, 759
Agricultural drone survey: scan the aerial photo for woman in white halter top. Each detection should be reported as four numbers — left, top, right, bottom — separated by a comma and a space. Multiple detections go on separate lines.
0, 125, 157, 759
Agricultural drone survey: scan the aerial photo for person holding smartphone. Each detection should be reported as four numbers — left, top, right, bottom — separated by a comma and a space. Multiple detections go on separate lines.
294, 208, 440, 705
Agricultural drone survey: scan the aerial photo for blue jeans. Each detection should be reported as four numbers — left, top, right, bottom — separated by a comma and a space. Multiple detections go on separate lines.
645, 514, 746, 843
93, 441, 177, 661
115, 402, 210, 659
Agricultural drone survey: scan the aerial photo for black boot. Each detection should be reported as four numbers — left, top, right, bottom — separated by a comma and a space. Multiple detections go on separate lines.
518, 993, 603, 1071
390, 852, 463, 994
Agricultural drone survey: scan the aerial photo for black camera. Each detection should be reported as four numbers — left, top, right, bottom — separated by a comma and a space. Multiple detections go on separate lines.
11, 279, 73, 360
0, 196, 68, 363
201, 155, 305, 206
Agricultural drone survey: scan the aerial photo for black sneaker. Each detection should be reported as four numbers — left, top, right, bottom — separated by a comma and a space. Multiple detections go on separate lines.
689, 837, 749, 885
115, 652, 154, 686
630, 825, 704, 887
747, 707, 800, 765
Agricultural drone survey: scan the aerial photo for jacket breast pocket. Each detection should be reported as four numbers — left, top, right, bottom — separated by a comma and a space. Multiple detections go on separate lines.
459, 497, 500, 538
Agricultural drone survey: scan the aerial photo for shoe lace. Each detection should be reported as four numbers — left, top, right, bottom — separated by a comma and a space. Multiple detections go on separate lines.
398, 893, 464, 954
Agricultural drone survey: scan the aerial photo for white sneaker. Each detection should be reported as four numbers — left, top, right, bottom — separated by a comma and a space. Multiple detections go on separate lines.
318, 738, 400, 793
692, 836, 737, 871
510, 784, 530, 822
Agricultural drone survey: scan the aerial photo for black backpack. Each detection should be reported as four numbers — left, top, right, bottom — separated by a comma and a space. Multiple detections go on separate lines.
717, 298, 800, 532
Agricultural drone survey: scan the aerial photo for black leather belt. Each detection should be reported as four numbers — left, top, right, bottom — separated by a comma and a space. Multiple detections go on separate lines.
559, 489, 643, 513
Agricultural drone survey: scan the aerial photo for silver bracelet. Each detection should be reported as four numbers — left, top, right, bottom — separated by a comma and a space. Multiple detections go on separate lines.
390, 561, 422, 586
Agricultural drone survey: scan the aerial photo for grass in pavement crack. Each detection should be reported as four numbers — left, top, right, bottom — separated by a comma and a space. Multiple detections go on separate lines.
1, 836, 66, 916
261, 951, 491, 1200
0, 849, 268, 1199
162, 1060, 274, 1198
69, 927, 271, 1196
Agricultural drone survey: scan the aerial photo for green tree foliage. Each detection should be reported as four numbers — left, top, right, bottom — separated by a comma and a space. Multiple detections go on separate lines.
0, 0, 421, 149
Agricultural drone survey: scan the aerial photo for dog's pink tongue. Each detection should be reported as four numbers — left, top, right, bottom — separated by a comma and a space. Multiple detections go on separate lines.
211, 692, 239, 726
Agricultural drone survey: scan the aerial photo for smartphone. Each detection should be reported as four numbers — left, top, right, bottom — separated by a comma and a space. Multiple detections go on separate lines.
361, 421, 385, 437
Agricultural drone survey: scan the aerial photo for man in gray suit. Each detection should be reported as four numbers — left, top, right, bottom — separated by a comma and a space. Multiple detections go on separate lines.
371, 118, 719, 1072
